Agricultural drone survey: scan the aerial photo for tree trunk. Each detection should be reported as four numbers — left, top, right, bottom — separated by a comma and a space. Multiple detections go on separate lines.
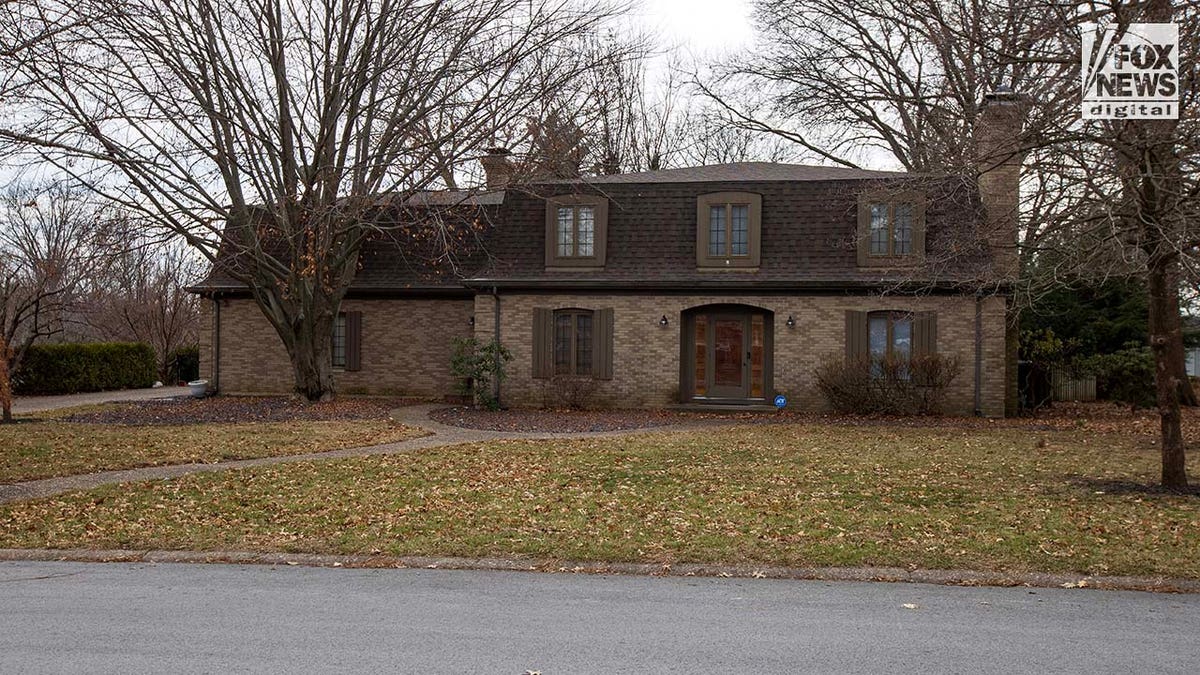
287, 323, 336, 402
1148, 257, 1188, 488
250, 283, 342, 403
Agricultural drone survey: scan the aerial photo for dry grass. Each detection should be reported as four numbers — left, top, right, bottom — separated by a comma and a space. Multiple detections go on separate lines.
0, 418, 424, 482
3, 422, 1198, 578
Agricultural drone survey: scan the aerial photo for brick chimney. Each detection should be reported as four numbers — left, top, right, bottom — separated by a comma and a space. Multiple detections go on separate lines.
974, 87, 1026, 281
479, 147, 514, 190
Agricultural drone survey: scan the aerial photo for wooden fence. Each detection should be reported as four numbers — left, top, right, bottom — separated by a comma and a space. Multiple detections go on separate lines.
1050, 367, 1097, 402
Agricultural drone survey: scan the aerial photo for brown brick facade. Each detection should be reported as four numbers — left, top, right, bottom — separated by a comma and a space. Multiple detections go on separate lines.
200, 297, 473, 397
475, 293, 1008, 417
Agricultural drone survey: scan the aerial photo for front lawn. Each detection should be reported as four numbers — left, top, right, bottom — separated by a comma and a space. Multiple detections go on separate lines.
3, 422, 1197, 579
0, 398, 425, 482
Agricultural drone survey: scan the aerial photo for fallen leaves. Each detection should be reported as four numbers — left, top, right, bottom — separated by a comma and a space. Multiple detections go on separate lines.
1, 418, 1197, 580
0, 418, 423, 482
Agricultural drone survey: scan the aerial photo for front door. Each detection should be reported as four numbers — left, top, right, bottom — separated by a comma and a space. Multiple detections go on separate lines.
708, 315, 749, 398
686, 308, 770, 403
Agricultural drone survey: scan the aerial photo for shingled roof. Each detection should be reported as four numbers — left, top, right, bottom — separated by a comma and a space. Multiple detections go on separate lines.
191, 163, 985, 295
190, 190, 501, 294
543, 162, 909, 184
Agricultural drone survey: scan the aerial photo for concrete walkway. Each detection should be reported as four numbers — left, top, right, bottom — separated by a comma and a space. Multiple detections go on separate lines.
0, 404, 720, 504
12, 386, 191, 415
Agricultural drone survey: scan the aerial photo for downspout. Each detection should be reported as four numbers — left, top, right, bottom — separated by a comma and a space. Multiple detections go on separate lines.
213, 296, 222, 393
492, 286, 501, 407
974, 290, 983, 416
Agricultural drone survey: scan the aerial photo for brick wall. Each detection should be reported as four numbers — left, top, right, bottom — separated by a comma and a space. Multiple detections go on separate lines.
200, 297, 473, 397
475, 293, 1009, 417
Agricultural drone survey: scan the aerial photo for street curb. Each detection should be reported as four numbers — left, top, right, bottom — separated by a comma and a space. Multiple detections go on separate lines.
2, 548, 1198, 594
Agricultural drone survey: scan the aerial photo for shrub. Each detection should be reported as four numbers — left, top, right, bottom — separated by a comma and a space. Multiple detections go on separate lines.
14, 342, 157, 395
1074, 343, 1156, 408
449, 337, 512, 410
814, 353, 962, 415
166, 346, 200, 383
539, 374, 598, 409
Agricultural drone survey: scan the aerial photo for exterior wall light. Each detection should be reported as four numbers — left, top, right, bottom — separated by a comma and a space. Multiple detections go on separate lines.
659, 315, 669, 327
469, 316, 475, 327
785, 315, 796, 328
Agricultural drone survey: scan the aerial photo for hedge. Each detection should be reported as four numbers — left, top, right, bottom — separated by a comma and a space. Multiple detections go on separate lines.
14, 342, 158, 395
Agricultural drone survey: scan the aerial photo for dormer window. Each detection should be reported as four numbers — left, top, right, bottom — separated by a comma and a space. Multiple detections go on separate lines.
545, 194, 608, 268
556, 205, 594, 257
868, 203, 913, 256
857, 191, 925, 266
697, 192, 761, 269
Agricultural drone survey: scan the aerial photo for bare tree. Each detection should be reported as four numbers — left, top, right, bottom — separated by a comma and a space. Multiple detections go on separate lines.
0, 182, 101, 420
1, 0, 632, 401
702, 0, 1200, 486
697, 0, 1069, 172
85, 226, 202, 381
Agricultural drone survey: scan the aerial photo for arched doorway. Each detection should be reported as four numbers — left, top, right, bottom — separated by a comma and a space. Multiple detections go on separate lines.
680, 304, 773, 404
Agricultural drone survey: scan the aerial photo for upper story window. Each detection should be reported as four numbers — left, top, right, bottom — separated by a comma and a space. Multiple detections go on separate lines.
697, 192, 762, 269
556, 205, 595, 257
857, 191, 925, 266
545, 194, 608, 268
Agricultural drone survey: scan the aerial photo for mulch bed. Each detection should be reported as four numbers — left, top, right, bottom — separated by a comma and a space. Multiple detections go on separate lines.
63, 396, 425, 426
428, 407, 693, 433
429, 401, 1200, 436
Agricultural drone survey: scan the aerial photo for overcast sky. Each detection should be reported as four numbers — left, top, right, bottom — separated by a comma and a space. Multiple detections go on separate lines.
639, 0, 754, 54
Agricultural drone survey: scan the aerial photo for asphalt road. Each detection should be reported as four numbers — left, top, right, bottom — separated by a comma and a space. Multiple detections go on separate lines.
2, 561, 1198, 674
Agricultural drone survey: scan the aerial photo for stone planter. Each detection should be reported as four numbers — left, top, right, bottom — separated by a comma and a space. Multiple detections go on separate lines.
187, 379, 209, 399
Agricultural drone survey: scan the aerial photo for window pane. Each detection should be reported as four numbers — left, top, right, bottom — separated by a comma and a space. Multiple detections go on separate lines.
731, 204, 749, 256
554, 313, 572, 374
557, 207, 574, 257
892, 314, 912, 359
708, 205, 726, 256
868, 314, 888, 359
893, 204, 913, 255
577, 206, 594, 257
331, 314, 347, 368
575, 314, 593, 375
694, 315, 707, 396
869, 203, 889, 255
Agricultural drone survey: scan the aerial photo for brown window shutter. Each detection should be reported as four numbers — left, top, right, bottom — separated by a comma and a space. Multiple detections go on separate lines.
592, 308, 614, 380
855, 200, 870, 267
345, 311, 363, 372
845, 310, 868, 361
914, 311, 938, 356
532, 307, 553, 379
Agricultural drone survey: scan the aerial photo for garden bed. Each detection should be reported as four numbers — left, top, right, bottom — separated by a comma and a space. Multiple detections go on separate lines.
62, 395, 425, 426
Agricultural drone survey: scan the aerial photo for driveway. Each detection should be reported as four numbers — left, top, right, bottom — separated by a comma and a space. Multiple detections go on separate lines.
11, 386, 190, 415
2, 561, 1197, 673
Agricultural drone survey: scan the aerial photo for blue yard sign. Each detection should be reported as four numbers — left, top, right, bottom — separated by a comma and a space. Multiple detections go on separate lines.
773, 394, 787, 409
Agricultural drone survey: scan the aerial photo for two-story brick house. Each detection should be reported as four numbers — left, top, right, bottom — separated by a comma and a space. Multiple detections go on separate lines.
192, 92, 1022, 416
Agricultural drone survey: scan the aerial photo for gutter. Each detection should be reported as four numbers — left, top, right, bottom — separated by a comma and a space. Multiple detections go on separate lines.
462, 278, 1016, 295
213, 297, 222, 393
